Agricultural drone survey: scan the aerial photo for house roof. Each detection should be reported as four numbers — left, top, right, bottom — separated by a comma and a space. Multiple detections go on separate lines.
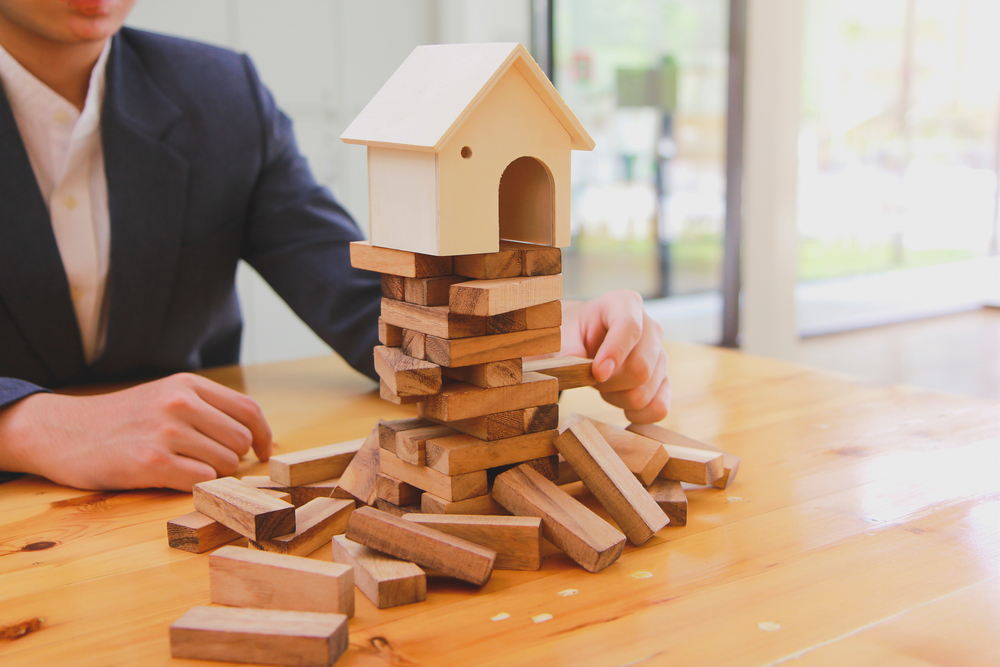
341, 42, 594, 152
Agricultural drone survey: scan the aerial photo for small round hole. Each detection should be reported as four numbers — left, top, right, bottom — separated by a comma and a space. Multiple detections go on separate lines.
461, 146, 472, 159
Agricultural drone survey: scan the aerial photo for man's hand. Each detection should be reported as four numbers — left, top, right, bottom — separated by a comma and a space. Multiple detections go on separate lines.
0, 373, 272, 492
561, 291, 670, 423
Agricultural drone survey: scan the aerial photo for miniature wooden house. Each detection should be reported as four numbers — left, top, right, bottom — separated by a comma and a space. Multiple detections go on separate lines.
341, 42, 595, 257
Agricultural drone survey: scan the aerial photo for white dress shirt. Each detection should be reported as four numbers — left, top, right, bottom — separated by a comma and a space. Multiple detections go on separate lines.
0, 40, 112, 364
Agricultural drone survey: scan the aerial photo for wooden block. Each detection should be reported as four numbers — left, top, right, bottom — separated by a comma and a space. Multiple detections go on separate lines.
290, 478, 340, 507
491, 465, 625, 573
331, 426, 380, 506
250, 498, 355, 557
421, 492, 509, 516
555, 421, 669, 546
346, 507, 496, 585
486, 308, 526, 334
426, 409, 525, 441
193, 477, 296, 541
378, 417, 434, 454
524, 300, 562, 329
167, 511, 240, 553
646, 478, 687, 526
424, 429, 558, 475
403, 514, 542, 570
379, 379, 423, 405
269, 439, 363, 487
350, 240, 452, 278
210, 544, 354, 616
561, 415, 668, 485
402, 329, 426, 359
381, 274, 405, 300
553, 454, 581, 486
376, 472, 423, 506
524, 356, 597, 390
259, 488, 294, 504
381, 297, 485, 339
418, 372, 558, 422
627, 423, 741, 489
331, 535, 426, 609
404, 275, 464, 306
396, 424, 456, 465
656, 445, 725, 485
525, 404, 559, 433
379, 449, 487, 502
449, 274, 562, 316
170, 605, 348, 667
378, 317, 403, 347
500, 239, 561, 276
453, 247, 523, 279
240, 475, 288, 494
488, 455, 559, 485
373, 345, 441, 397
373, 498, 423, 517
425, 327, 561, 367
442, 358, 522, 388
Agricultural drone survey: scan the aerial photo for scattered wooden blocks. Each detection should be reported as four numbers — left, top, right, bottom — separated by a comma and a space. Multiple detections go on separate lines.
373, 345, 442, 397
269, 439, 364, 487
209, 545, 354, 616
424, 327, 561, 367
379, 449, 487, 502
524, 356, 596, 390
380, 297, 485, 339
421, 492, 509, 516
561, 415, 668, 485
350, 240, 453, 278
376, 472, 422, 506
331, 426, 380, 506
449, 275, 562, 316
404, 275, 464, 306
453, 247, 523, 279
418, 372, 558, 422
167, 511, 240, 553
378, 317, 403, 347
646, 479, 687, 526
331, 535, 426, 609
423, 429, 558, 475
442, 358, 522, 388
403, 514, 542, 570
170, 605, 348, 667
346, 507, 496, 585
627, 423, 741, 489
193, 477, 296, 541
250, 498, 355, 557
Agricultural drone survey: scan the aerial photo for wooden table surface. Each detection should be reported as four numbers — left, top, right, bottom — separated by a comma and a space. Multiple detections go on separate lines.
1, 342, 997, 667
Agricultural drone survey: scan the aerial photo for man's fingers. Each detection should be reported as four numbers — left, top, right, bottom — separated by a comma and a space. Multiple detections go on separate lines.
587, 293, 645, 383
160, 454, 219, 492
595, 321, 665, 394
169, 429, 241, 478
623, 375, 672, 424
185, 375, 273, 460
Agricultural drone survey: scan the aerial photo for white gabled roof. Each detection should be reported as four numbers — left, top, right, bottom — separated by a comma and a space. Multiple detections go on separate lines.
341, 42, 594, 152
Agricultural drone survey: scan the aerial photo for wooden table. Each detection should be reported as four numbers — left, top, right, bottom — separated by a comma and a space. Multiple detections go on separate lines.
2, 342, 997, 666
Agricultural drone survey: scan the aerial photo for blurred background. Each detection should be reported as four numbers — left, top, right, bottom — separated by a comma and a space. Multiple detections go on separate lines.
127, 0, 999, 400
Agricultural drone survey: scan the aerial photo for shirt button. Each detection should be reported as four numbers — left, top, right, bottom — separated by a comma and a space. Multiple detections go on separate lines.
54, 110, 71, 124
63, 195, 78, 210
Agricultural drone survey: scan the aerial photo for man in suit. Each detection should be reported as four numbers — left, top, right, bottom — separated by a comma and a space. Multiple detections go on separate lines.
0, 0, 671, 491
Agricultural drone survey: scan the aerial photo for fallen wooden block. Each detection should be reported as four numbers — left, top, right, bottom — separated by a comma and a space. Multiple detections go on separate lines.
561, 415, 668, 485
193, 477, 296, 541
331, 535, 426, 609
426, 409, 525, 440
167, 511, 241, 553
424, 327, 561, 367
380, 297, 485, 339
373, 498, 423, 517
346, 507, 496, 585
379, 449, 487, 502
381, 274, 405, 300
646, 479, 687, 526
442, 358, 522, 388
379, 379, 423, 405
373, 345, 442, 397
657, 445, 725, 485
418, 372, 558, 422
404, 275, 464, 306
627, 423, 741, 488
423, 429, 558, 475
378, 417, 434, 454
524, 356, 596, 390
523, 300, 562, 329
525, 404, 559, 433
395, 424, 456, 465
210, 545, 354, 616
421, 492, 509, 516
492, 465, 625, 573
376, 472, 423, 506
378, 317, 403, 347
350, 240, 452, 278
403, 514, 542, 570
555, 421, 669, 546
402, 329, 426, 359
289, 478, 340, 507
269, 439, 363, 487
170, 605, 348, 667
500, 240, 561, 276
331, 426, 380, 506
449, 275, 562, 316
453, 247, 523, 279
250, 498, 355, 557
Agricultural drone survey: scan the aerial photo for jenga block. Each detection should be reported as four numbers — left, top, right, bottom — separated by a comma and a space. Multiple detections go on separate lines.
269, 439, 363, 487
418, 372, 559, 422
290, 478, 340, 506
657, 446, 725, 485
404, 275, 464, 306
376, 472, 423, 506
350, 240, 452, 278
395, 424, 456, 465
627, 423, 741, 489
449, 275, 562, 316
486, 308, 526, 334
373, 498, 423, 517
378, 317, 403, 347
553, 454, 581, 486
381, 274, 405, 300
373, 345, 441, 397
525, 404, 559, 433
378, 417, 434, 454
346, 507, 496, 585
331, 426, 380, 506
402, 329, 426, 359
425, 327, 561, 367
424, 429, 558, 475
555, 421, 669, 546
442, 358, 522, 388
489, 455, 559, 484
500, 239, 561, 276
380, 298, 485, 339
170, 605, 348, 667
426, 409, 525, 440
331, 535, 426, 609
453, 247, 523, 279
561, 415, 668, 485
524, 356, 596, 390
210, 545, 354, 616
379, 379, 423, 405
524, 300, 563, 329
403, 514, 542, 570
421, 492, 509, 516
492, 465, 625, 573
646, 479, 687, 526
259, 488, 294, 504
380, 449, 487, 502
167, 511, 241, 553
250, 498, 355, 557
193, 477, 296, 541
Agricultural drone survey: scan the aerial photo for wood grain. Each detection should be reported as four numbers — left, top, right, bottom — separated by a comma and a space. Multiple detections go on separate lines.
269, 438, 363, 487
395, 424, 456, 465
381, 274, 405, 300
166, 511, 240, 553
442, 358, 522, 388
499, 240, 562, 276
249, 498, 355, 557
561, 415, 668, 485
378, 317, 403, 347
349, 240, 452, 278
525, 403, 559, 433
329, 426, 379, 506
425, 327, 561, 367
379, 449, 488, 502
330, 535, 426, 609
646, 478, 687, 526
420, 492, 510, 516
404, 275, 464, 306
425, 409, 526, 440
380, 297, 486, 339
402, 329, 427, 359
449, 275, 562, 316
192, 477, 296, 541
524, 356, 596, 390
627, 422, 742, 489
424, 429, 558, 475
453, 247, 523, 279
373, 345, 441, 397
378, 417, 434, 454
375, 473, 423, 507
403, 514, 542, 570
418, 372, 559, 422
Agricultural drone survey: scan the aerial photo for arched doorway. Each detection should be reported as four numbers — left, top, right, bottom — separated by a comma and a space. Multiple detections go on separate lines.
498, 156, 554, 245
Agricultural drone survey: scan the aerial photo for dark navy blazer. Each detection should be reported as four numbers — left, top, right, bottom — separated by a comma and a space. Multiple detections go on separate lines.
0, 28, 381, 408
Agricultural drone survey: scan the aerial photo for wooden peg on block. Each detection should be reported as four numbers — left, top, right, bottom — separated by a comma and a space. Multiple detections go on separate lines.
418, 372, 558, 422
378, 417, 434, 454
380, 297, 486, 339
290, 478, 340, 506
250, 498, 355, 557
646, 479, 687, 526
379, 379, 423, 405
424, 327, 561, 367
373, 345, 442, 397
210, 545, 354, 616
395, 424, 456, 465
421, 492, 509, 516
524, 356, 597, 390
404, 275, 464, 306
193, 477, 296, 541
423, 429, 558, 475
449, 274, 562, 316
442, 358, 522, 388
373, 498, 423, 517
345, 507, 496, 585
427, 409, 525, 440
525, 404, 559, 433
402, 329, 426, 359
500, 240, 561, 276
269, 438, 363, 487
524, 300, 562, 329
381, 274, 405, 300
170, 605, 348, 667
492, 465, 625, 573
379, 449, 487, 502
561, 415, 668, 485
627, 423, 741, 489
453, 247, 523, 279
376, 472, 422, 506
378, 317, 403, 347
331, 535, 426, 609
331, 426, 380, 506
167, 511, 240, 553
403, 514, 542, 570
350, 240, 453, 278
